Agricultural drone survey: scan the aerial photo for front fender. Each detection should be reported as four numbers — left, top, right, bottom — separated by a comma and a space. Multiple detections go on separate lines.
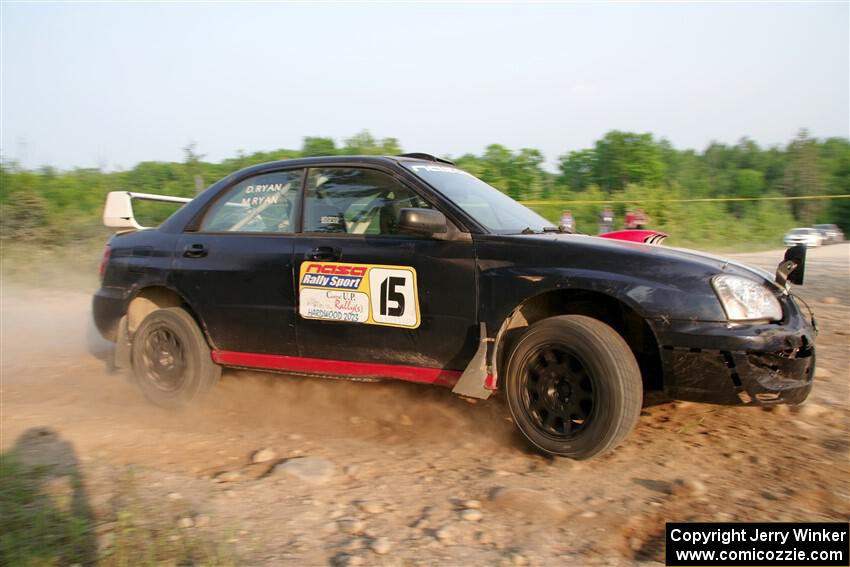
478, 266, 724, 334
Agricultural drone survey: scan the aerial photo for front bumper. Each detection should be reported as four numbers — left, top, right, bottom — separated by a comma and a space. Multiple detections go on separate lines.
651, 296, 816, 405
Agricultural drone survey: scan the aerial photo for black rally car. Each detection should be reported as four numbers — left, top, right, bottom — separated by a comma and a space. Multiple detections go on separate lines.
93, 154, 816, 459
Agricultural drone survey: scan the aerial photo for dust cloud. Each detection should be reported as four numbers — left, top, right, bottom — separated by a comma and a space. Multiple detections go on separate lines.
0, 278, 515, 454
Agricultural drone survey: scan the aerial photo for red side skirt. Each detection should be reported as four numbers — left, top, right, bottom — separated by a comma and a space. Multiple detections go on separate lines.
211, 350, 462, 387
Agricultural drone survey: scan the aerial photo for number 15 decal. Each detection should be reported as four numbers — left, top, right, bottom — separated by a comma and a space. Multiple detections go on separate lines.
369, 267, 419, 328
380, 277, 406, 317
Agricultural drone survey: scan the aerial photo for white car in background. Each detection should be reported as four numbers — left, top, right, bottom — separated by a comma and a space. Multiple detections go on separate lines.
814, 224, 845, 244
783, 228, 824, 247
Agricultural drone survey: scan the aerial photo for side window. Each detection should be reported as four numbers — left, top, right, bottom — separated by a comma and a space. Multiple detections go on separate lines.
303, 168, 430, 235
200, 169, 304, 233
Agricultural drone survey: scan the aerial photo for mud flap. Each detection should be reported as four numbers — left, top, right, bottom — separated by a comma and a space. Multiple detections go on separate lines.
452, 322, 493, 400
112, 315, 131, 371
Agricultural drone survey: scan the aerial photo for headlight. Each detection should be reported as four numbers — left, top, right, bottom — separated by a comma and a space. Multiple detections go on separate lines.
712, 275, 783, 321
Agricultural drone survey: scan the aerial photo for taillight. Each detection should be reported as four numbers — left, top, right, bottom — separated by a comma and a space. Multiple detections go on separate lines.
99, 245, 111, 281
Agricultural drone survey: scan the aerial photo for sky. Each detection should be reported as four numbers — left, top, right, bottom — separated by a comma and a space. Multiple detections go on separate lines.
1, 1, 848, 171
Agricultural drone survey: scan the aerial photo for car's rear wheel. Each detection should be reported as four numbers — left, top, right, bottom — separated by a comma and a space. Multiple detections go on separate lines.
131, 307, 221, 409
504, 315, 642, 460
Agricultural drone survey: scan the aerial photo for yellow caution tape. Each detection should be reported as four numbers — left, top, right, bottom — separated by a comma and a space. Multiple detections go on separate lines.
521, 194, 850, 206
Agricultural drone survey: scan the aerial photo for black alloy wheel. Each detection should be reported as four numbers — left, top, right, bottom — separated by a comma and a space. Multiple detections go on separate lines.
520, 345, 596, 438
131, 307, 221, 408
505, 315, 643, 459
141, 325, 187, 392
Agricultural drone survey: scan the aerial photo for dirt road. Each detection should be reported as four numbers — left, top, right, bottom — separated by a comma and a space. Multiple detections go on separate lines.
2, 244, 848, 566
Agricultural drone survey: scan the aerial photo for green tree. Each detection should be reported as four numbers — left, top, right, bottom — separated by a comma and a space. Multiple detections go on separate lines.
783, 129, 824, 223
2, 129, 849, 249
512, 148, 547, 199
341, 130, 402, 156
732, 169, 765, 199
479, 144, 514, 195
818, 137, 850, 231
379, 137, 402, 156
727, 169, 765, 218
0, 181, 51, 241
592, 131, 666, 191
301, 137, 337, 157
557, 149, 595, 192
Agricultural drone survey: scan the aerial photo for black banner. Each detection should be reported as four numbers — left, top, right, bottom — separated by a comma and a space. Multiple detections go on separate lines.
666, 522, 849, 566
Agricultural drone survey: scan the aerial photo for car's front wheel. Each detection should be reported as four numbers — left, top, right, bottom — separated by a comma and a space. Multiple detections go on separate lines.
504, 315, 642, 460
131, 307, 221, 409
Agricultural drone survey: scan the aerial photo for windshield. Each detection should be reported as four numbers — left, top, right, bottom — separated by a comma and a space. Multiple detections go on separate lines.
791, 229, 811, 235
405, 163, 555, 234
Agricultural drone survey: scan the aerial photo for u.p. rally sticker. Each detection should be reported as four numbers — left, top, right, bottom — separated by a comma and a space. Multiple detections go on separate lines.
298, 262, 420, 329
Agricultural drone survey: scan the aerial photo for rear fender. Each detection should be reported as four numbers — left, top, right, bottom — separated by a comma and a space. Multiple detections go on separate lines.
125, 284, 217, 351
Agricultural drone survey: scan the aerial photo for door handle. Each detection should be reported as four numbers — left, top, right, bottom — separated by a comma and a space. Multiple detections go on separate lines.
305, 246, 340, 261
183, 243, 207, 258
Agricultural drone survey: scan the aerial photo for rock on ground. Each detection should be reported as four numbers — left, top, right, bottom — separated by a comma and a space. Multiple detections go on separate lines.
815, 367, 833, 380
794, 402, 832, 419
274, 456, 334, 484
177, 517, 194, 528
488, 487, 569, 521
252, 448, 278, 464
672, 478, 708, 497
214, 470, 243, 483
371, 537, 392, 555
356, 500, 384, 514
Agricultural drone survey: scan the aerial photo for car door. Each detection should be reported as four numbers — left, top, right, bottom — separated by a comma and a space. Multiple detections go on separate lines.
293, 166, 478, 374
172, 168, 304, 355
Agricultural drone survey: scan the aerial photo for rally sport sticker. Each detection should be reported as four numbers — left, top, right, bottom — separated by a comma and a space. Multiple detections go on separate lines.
298, 262, 420, 329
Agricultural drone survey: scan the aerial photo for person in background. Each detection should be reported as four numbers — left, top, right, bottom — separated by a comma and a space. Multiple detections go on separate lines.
624, 208, 636, 229
598, 206, 614, 234
635, 208, 650, 229
559, 209, 575, 232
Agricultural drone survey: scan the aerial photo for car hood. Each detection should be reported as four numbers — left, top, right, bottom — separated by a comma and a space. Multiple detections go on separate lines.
475, 232, 791, 323
662, 245, 777, 283
500, 233, 776, 284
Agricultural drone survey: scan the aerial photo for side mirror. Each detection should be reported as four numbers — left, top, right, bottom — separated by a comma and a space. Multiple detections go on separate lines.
398, 208, 448, 236
775, 244, 806, 286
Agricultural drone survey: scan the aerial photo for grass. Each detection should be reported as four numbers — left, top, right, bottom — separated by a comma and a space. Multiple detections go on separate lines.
0, 453, 235, 567
102, 469, 236, 567
0, 457, 93, 566
525, 201, 794, 253
0, 239, 104, 291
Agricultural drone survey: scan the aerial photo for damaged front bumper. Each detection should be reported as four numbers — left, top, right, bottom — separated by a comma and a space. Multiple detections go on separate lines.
652, 297, 816, 405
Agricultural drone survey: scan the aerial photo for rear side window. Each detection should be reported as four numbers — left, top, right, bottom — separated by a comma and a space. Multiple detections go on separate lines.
302, 168, 430, 235
201, 169, 304, 233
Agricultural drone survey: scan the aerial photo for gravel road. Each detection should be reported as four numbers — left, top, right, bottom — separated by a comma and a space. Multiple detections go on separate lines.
2, 244, 848, 566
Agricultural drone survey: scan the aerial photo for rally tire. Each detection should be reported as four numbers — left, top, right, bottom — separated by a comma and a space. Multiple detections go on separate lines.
504, 315, 642, 460
130, 307, 221, 409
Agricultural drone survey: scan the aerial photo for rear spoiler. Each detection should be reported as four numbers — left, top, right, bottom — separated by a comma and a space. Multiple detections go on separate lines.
103, 191, 192, 230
